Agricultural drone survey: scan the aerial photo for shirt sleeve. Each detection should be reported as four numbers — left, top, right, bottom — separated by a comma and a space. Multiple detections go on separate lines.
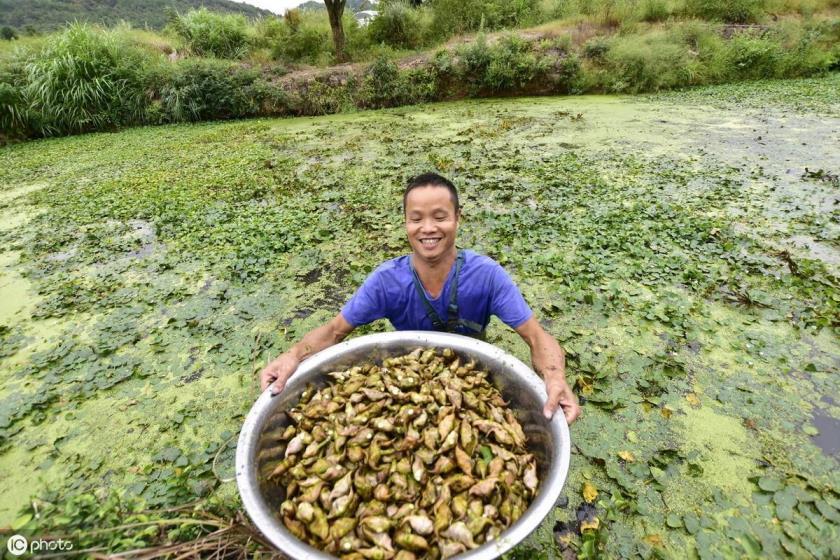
489, 264, 533, 329
340, 266, 388, 327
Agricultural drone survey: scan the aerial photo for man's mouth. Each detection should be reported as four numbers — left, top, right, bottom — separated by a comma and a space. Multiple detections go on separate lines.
420, 237, 442, 249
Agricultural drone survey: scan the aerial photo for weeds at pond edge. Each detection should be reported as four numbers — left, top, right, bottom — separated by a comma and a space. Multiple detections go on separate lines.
1, 495, 281, 559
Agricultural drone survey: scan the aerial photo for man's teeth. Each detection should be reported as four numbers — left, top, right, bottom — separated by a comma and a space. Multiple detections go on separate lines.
421, 239, 440, 247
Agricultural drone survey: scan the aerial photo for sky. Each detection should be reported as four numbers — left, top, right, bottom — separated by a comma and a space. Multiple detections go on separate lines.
229, 1, 313, 15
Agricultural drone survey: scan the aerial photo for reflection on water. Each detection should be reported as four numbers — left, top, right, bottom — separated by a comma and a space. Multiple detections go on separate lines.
812, 395, 840, 457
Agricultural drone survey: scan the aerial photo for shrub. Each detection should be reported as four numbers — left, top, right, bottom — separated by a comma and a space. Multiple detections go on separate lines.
724, 33, 785, 79
484, 35, 549, 91
536, 0, 681, 25
551, 54, 584, 93
344, 13, 376, 60
538, 0, 572, 20
572, 0, 645, 27
722, 25, 833, 80
815, 19, 840, 70
484, 0, 542, 28
360, 56, 402, 107
778, 35, 821, 76
456, 35, 494, 87
608, 0, 641, 26
21, 23, 151, 136
598, 31, 700, 92
640, 0, 672, 22
583, 37, 611, 61
284, 9, 302, 33
268, 11, 368, 65
153, 58, 266, 122
430, 0, 540, 35
0, 60, 29, 140
537, 37, 584, 93
289, 78, 356, 115
244, 75, 291, 115
452, 34, 552, 93
252, 15, 286, 50
670, 21, 729, 82
402, 66, 440, 102
1, 26, 18, 41
168, 8, 251, 59
116, 26, 178, 56
368, 1, 424, 49
431, 48, 455, 75
358, 55, 438, 108
271, 11, 332, 64
683, 0, 766, 24
585, 20, 835, 93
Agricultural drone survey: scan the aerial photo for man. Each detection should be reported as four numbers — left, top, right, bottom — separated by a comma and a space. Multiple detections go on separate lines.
260, 173, 581, 424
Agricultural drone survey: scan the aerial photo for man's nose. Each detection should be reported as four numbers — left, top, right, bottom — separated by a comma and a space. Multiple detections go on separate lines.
420, 219, 439, 232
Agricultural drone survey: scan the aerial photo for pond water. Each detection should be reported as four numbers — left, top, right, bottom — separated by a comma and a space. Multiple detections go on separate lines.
0, 74, 838, 557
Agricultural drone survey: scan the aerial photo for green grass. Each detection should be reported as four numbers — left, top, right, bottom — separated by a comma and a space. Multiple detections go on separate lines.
9, 23, 152, 137
167, 7, 251, 59
4, 14, 837, 142
0, 75, 838, 557
581, 19, 838, 92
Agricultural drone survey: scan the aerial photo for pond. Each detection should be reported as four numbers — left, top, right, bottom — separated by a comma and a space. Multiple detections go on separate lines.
0, 74, 838, 557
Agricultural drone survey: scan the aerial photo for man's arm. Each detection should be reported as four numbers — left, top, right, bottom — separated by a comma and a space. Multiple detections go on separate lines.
260, 313, 355, 395
514, 316, 581, 424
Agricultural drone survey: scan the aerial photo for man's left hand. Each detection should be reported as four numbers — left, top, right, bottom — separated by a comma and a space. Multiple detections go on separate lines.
543, 375, 581, 424
513, 316, 582, 424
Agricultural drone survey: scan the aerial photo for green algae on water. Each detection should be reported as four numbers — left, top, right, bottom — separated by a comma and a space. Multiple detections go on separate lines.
0, 75, 838, 557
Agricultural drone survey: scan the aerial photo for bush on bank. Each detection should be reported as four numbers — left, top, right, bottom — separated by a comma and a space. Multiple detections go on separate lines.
166, 8, 251, 59
429, 0, 542, 36
683, 0, 766, 24
151, 59, 264, 122
584, 20, 839, 93
1, 18, 838, 142
2, 24, 149, 138
367, 1, 431, 50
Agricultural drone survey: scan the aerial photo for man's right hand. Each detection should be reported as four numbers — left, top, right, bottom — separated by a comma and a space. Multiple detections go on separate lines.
260, 353, 300, 395
258, 314, 353, 396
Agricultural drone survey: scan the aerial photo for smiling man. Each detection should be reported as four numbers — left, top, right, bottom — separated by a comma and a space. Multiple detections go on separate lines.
260, 173, 581, 423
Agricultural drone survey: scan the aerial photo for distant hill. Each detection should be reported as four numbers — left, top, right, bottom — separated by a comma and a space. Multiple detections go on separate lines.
0, 0, 274, 33
298, 0, 378, 12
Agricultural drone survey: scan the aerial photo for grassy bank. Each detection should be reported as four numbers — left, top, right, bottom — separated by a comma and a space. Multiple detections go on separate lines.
0, 74, 838, 557
1, 3, 838, 142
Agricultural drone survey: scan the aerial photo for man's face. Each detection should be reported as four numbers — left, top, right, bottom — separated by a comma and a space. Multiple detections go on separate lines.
404, 185, 459, 262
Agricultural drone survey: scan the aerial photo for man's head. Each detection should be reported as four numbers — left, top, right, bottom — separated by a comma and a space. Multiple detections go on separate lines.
403, 173, 460, 263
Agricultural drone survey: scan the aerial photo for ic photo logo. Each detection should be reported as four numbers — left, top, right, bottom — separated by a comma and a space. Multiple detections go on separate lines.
6, 534, 27, 556
5, 534, 74, 556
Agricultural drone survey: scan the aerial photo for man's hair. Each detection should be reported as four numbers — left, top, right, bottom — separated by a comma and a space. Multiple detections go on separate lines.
403, 172, 460, 215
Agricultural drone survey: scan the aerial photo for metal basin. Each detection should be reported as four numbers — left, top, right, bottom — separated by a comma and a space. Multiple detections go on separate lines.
236, 331, 571, 560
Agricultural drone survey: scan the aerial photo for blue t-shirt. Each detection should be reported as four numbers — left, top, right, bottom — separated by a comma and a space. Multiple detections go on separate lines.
341, 249, 533, 333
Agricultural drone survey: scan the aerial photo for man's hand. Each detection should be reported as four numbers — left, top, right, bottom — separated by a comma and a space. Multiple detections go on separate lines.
543, 374, 581, 424
515, 316, 582, 425
258, 314, 354, 396
260, 353, 300, 395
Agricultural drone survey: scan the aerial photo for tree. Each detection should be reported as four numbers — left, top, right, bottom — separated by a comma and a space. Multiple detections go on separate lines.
324, 0, 348, 62
1, 26, 18, 41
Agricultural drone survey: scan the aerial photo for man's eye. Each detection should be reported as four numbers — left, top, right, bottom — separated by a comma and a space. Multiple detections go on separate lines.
435, 216, 447, 221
